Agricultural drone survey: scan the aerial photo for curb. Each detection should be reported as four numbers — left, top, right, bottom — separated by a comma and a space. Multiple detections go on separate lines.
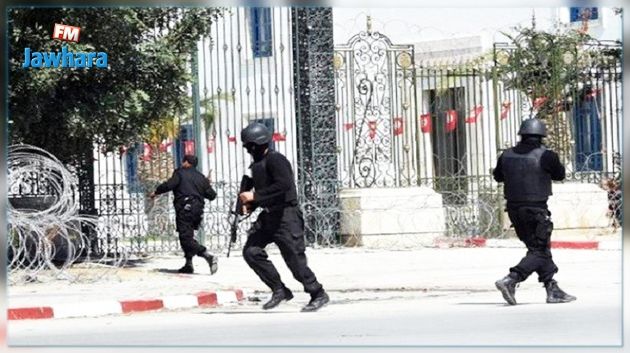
436, 237, 620, 250
8, 289, 244, 321
550, 240, 598, 250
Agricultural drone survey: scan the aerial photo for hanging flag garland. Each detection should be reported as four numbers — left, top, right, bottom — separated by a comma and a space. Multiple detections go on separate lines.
183, 141, 195, 155
207, 137, 215, 153
368, 121, 377, 140
142, 143, 152, 161
500, 101, 511, 120
272, 132, 286, 142
465, 105, 483, 124
393, 117, 404, 136
445, 110, 458, 132
159, 141, 173, 152
420, 113, 432, 133
586, 88, 601, 99
533, 96, 548, 110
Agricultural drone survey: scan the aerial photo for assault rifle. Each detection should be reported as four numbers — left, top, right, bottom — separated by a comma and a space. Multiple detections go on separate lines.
227, 175, 254, 257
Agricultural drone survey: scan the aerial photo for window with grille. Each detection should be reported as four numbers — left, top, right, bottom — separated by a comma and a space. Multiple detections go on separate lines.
570, 7, 599, 23
250, 8, 273, 58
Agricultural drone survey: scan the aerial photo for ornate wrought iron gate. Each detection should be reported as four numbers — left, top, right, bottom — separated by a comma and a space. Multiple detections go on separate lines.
334, 26, 622, 240
334, 26, 419, 188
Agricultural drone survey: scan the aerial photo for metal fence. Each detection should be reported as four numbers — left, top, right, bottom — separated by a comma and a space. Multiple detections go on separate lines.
9, 10, 622, 257
87, 20, 624, 253
333, 29, 622, 240
81, 8, 340, 254
78, 7, 303, 255
493, 39, 623, 183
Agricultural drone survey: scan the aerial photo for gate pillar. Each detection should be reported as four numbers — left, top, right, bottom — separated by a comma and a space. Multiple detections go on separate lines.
291, 8, 339, 244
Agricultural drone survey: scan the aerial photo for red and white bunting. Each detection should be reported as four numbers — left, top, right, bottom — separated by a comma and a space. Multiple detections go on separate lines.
183, 141, 195, 155
445, 110, 458, 132
533, 96, 548, 110
159, 141, 173, 153
465, 105, 483, 124
272, 132, 286, 142
393, 117, 404, 136
500, 101, 511, 120
420, 113, 432, 133
368, 121, 377, 140
586, 88, 601, 99
207, 137, 215, 153
142, 143, 152, 161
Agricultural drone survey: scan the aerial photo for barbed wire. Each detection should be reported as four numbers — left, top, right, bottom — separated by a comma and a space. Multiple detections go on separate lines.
8, 144, 130, 285
9, 143, 618, 264
91, 148, 619, 254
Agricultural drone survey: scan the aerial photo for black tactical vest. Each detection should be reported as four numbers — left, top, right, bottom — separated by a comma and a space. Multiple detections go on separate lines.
251, 156, 269, 190
502, 146, 552, 202
250, 151, 297, 207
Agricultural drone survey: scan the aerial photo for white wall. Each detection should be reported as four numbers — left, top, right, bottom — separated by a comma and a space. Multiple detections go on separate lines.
332, 6, 622, 192
196, 7, 297, 185
97, 7, 622, 193
333, 7, 622, 49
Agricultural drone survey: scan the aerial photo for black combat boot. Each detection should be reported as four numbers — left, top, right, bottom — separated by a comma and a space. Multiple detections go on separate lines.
301, 289, 330, 312
178, 258, 194, 274
545, 280, 577, 303
199, 251, 218, 275
262, 287, 294, 310
495, 275, 518, 305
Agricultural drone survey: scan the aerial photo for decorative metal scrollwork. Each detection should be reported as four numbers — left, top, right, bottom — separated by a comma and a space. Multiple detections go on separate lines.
335, 30, 418, 188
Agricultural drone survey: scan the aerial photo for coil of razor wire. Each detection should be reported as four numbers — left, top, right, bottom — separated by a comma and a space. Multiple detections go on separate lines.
8, 144, 128, 284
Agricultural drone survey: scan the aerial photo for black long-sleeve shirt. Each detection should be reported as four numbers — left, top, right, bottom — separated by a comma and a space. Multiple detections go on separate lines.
252, 151, 297, 208
155, 167, 217, 204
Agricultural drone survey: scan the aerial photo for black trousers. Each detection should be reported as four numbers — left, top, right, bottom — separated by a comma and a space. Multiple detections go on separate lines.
175, 199, 206, 259
242, 206, 323, 295
507, 205, 558, 283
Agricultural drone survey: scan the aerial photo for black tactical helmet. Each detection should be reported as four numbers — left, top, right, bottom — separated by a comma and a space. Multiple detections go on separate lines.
518, 118, 547, 137
241, 122, 272, 145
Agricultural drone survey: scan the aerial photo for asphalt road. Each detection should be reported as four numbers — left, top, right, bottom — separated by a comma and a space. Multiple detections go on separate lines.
9, 283, 621, 347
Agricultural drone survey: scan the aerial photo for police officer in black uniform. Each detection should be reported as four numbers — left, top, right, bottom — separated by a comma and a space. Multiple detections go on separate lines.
239, 122, 329, 312
150, 155, 218, 275
493, 118, 576, 305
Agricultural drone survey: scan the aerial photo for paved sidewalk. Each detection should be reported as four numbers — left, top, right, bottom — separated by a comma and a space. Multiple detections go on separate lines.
8, 230, 621, 321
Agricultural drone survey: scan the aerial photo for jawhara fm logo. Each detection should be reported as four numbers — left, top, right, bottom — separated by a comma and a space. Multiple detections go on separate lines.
22, 23, 108, 69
